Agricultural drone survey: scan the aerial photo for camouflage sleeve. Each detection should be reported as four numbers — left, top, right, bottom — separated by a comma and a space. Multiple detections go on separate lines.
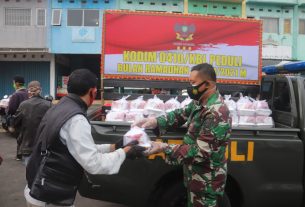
164, 113, 231, 165
156, 101, 194, 132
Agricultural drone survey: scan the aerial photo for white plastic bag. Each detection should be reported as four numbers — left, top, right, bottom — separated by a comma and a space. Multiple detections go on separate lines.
237, 95, 255, 116
125, 111, 144, 123
164, 97, 181, 112
105, 111, 126, 122
145, 95, 165, 117
230, 111, 239, 127
145, 95, 165, 111
130, 96, 146, 111
238, 116, 256, 126
180, 97, 192, 108
224, 95, 237, 112
256, 116, 274, 128
254, 100, 272, 116
123, 126, 151, 148
111, 96, 130, 112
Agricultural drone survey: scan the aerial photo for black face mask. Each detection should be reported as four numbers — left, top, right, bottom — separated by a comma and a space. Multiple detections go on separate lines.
187, 81, 208, 101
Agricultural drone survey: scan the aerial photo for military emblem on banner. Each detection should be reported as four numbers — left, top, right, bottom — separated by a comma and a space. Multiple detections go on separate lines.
174, 24, 196, 51
175, 24, 196, 41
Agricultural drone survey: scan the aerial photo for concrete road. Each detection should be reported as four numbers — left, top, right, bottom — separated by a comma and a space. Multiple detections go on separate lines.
0, 129, 125, 207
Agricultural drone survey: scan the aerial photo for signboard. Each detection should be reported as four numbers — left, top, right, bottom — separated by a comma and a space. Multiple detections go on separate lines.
72, 27, 95, 42
102, 11, 262, 85
262, 45, 292, 60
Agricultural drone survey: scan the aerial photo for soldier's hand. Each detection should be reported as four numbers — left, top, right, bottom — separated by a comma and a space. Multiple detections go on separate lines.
132, 118, 157, 129
144, 141, 168, 156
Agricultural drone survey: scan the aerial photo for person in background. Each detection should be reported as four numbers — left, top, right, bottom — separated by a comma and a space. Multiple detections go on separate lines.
25, 69, 145, 207
7, 75, 28, 160
7, 76, 28, 116
134, 63, 232, 207
14, 81, 52, 166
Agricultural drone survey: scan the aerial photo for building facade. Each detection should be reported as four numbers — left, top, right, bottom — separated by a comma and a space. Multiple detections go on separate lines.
0, 0, 304, 99
246, 0, 305, 63
50, 0, 116, 98
0, 0, 53, 97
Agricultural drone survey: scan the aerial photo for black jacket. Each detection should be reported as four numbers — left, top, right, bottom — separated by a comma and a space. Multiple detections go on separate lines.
26, 94, 88, 206
7, 88, 28, 115
14, 96, 52, 156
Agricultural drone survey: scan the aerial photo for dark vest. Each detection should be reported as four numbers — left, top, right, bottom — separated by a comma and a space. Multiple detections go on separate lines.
26, 94, 88, 206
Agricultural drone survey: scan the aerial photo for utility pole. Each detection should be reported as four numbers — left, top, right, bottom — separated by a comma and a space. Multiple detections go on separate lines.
242, 0, 246, 18
184, 0, 188, 14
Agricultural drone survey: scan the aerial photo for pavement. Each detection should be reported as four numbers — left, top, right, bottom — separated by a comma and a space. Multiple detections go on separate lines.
0, 128, 125, 207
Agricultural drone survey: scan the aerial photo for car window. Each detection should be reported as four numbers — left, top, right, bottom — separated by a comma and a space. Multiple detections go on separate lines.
273, 81, 291, 112
261, 81, 273, 101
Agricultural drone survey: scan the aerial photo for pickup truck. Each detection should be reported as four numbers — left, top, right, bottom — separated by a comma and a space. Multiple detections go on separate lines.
79, 74, 305, 207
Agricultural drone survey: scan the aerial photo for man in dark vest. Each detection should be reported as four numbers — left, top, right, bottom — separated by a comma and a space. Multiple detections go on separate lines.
25, 69, 144, 207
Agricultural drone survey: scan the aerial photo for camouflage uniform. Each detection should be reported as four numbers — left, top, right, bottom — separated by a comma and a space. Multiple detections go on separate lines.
157, 91, 231, 207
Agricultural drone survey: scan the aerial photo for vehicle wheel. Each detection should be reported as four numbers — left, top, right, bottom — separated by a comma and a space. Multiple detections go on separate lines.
156, 181, 187, 207
219, 193, 231, 207
154, 182, 231, 207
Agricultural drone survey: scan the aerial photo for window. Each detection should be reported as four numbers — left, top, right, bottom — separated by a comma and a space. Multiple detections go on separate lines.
261, 81, 273, 101
299, 19, 305, 35
274, 81, 291, 112
84, 10, 99, 26
261, 17, 279, 33
5, 8, 31, 26
51, 9, 62, 25
68, 10, 82, 26
37, 9, 46, 26
284, 19, 291, 34
67, 9, 99, 27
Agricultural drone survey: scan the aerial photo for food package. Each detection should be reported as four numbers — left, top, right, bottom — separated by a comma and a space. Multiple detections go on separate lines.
123, 126, 151, 148
237, 95, 256, 116
230, 111, 239, 127
164, 97, 181, 112
256, 116, 274, 128
238, 116, 256, 126
111, 96, 130, 112
105, 111, 126, 122
145, 95, 165, 117
254, 100, 272, 116
224, 95, 237, 112
180, 97, 192, 108
130, 96, 146, 111
125, 111, 144, 123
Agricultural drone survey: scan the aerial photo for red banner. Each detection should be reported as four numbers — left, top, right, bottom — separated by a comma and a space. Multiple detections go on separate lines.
102, 10, 262, 84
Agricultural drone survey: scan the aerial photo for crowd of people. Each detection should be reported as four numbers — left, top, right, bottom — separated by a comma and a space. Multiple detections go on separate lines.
0, 63, 232, 207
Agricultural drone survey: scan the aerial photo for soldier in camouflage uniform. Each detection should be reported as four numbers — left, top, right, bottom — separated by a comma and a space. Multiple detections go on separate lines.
134, 63, 231, 207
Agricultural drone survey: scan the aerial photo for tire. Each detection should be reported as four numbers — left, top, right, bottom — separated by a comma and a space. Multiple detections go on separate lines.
219, 193, 231, 207
155, 181, 187, 207
155, 181, 231, 207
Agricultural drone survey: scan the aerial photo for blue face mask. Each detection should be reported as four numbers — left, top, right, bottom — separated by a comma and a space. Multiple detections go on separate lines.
187, 81, 207, 101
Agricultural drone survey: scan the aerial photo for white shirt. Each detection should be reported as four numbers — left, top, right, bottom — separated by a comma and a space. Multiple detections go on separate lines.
25, 114, 126, 206
59, 114, 126, 174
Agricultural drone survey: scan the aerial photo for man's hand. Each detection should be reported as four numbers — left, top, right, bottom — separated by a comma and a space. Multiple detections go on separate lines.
132, 118, 158, 129
112, 139, 138, 151
144, 141, 168, 156
125, 145, 147, 160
